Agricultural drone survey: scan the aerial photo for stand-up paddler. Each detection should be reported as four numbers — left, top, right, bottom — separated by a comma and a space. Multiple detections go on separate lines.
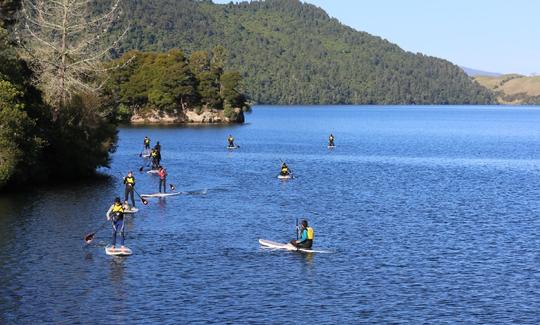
106, 197, 126, 252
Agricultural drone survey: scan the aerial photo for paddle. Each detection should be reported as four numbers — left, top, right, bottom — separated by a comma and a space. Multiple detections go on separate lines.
84, 220, 110, 244
296, 218, 299, 240
169, 183, 176, 191
117, 172, 148, 205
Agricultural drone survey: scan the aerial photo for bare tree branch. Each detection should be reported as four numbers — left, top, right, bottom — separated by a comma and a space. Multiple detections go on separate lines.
18, 0, 129, 115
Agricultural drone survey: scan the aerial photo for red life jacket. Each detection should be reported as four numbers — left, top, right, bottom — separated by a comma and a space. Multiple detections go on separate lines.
159, 169, 167, 179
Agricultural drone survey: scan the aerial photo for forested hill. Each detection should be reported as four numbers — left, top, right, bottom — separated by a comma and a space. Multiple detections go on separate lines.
116, 0, 495, 105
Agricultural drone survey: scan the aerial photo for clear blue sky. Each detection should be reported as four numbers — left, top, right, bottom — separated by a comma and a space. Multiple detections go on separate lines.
213, 0, 540, 75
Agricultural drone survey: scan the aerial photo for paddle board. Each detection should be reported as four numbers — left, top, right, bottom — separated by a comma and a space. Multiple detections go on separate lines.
146, 170, 159, 174
141, 192, 182, 198
259, 239, 331, 253
328, 145, 335, 149
123, 207, 139, 214
105, 245, 133, 256
277, 174, 292, 180
227, 146, 239, 150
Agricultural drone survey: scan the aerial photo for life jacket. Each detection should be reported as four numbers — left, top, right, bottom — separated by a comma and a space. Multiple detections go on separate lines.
151, 151, 157, 157
306, 227, 314, 240
112, 203, 124, 213
144, 138, 150, 145
281, 167, 289, 174
111, 203, 124, 221
158, 169, 167, 179
125, 176, 135, 186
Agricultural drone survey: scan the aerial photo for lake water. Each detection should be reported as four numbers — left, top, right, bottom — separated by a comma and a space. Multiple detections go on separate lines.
1, 105, 540, 324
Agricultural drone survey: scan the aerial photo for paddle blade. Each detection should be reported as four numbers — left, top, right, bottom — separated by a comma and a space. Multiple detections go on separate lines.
169, 184, 176, 191
141, 198, 149, 205
84, 232, 95, 244
139, 166, 144, 172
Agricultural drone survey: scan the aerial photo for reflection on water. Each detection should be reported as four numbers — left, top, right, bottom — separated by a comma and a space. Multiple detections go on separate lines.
1, 106, 540, 324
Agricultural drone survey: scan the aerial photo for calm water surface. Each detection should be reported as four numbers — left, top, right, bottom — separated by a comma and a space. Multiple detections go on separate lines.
1, 106, 540, 324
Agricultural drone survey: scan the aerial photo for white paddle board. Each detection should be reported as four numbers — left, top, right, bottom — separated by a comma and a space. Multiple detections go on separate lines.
105, 245, 132, 256
227, 146, 239, 150
328, 145, 335, 149
146, 170, 159, 174
123, 207, 139, 214
277, 174, 292, 179
258, 239, 331, 253
141, 192, 182, 198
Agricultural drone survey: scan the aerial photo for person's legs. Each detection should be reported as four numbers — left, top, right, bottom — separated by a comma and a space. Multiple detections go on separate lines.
124, 187, 129, 202
111, 223, 117, 247
129, 189, 135, 206
118, 220, 125, 247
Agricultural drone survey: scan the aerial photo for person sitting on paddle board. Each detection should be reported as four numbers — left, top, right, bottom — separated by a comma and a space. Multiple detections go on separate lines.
123, 171, 136, 207
227, 135, 235, 147
158, 166, 167, 193
144, 136, 150, 150
280, 163, 290, 176
328, 133, 335, 147
290, 219, 314, 249
106, 197, 126, 252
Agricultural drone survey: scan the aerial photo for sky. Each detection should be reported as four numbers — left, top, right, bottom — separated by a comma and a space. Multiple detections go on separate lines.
213, 0, 540, 75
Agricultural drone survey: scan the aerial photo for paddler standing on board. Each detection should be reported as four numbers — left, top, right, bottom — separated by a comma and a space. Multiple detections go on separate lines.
106, 197, 127, 252
144, 136, 150, 150
158, 166, 168, 193
123, 171, 136, 208
151, 148, 159, 169
328, 133, 335, 147
227, 135, 235, 148
290, 219, 314, 249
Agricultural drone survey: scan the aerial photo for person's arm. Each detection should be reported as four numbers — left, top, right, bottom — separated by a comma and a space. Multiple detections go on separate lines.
297, 229, 307, 243
106, 205, 113, 220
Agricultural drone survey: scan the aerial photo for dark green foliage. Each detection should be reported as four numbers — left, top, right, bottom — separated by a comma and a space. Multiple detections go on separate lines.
115, 0, 495, 104
0, 26, 117, 190
0, 0, 20, 27
44, 93, 118, 178
104, 49, 250, 119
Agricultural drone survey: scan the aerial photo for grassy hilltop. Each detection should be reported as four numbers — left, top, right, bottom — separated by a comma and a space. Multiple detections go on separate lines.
475, 74, 540, 104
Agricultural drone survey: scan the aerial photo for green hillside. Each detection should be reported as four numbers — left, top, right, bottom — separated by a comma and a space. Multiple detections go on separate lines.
113, 0, 494, 105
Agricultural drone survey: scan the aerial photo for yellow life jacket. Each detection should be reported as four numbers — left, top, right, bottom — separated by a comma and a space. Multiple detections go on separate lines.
281, 167, 289, 174
125, 176, 135, 185
307, 227, 314, 240
144, 138, 150, 145
151, 151, 157, 157
112, 203, 124, 213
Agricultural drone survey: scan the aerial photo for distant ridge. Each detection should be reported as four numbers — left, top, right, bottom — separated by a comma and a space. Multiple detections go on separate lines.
461, 66, 502, 77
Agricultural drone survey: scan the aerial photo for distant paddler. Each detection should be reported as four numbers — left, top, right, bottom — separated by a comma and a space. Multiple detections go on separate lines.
227, 135, 235, 148
280, 162, 291, 177
106, 197, 127, 253
154, 141, 162, 165
158, 166, 168, 193
150, 148, 159, 169
123, 171, 136, 207
144, 136, 151, 150
290, 219, 314, 249
328, 133, 335, 147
